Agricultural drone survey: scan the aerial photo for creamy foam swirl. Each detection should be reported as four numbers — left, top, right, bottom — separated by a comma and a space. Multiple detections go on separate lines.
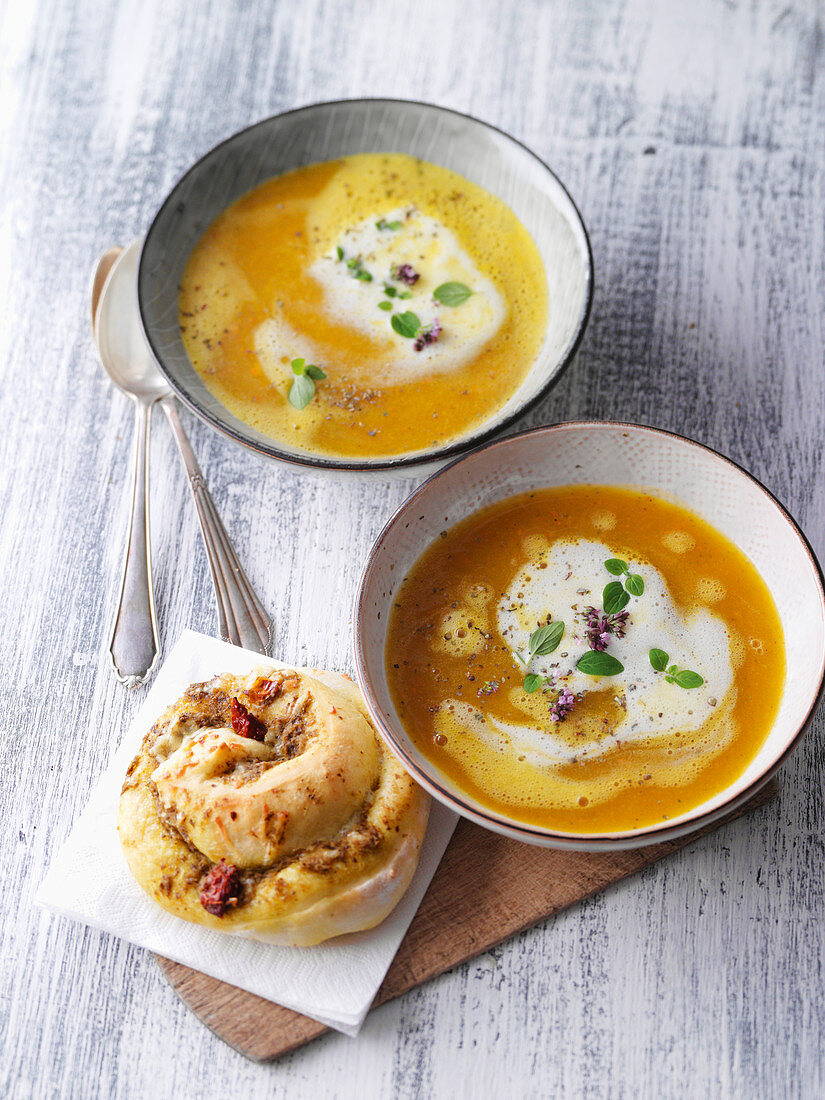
254, 208, 504, 385
434, 537, 737, 772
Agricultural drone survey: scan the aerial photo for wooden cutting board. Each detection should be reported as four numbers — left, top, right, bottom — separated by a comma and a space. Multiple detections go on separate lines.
156, 780, 778, 1061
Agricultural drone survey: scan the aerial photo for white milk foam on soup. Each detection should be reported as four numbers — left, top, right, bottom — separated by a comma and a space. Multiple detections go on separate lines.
254, 208, 505, 385
437, 538, 735, 769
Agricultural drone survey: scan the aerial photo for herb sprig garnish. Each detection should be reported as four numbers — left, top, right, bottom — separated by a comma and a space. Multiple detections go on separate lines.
376, 218, 402, 231
518, 622, 565, 662
649, 649, 704, 688
288, 358, 326, 410
346, 256, 373, 282
434, 281, 473, 306
389, 310, 442, 350
515, 622, 565, 692
391, 311, 421, 339
383, 284, 412, 301
522, 673, 547, 693
577, 650, 624, 676
515, 628, 576, 723
604, 558, 645, 597
602, 581, 630, 614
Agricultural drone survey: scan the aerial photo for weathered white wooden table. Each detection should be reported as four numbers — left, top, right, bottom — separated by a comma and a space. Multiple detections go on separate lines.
2, 1, 823, 1096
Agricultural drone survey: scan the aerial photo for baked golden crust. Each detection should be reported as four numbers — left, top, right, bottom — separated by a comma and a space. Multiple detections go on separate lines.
118, 663, 429, 946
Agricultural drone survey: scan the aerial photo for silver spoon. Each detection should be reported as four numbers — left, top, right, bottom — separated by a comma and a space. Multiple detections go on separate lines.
92, 241, 272, 685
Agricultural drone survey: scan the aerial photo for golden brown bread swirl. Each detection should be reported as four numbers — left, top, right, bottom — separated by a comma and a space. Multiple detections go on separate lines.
118, 663, 430, 946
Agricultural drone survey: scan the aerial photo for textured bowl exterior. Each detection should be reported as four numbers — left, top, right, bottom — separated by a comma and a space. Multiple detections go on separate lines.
354, 422, 825, 849
137, 98, 593, 475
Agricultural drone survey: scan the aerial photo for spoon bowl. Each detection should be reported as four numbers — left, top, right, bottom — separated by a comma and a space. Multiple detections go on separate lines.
95, 244, 171, 403
90, 246, 123, 331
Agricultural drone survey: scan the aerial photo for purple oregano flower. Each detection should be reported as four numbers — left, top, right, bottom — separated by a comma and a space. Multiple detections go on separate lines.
584, 606, 629, 651
477, 679, 500, 697
414, 318, 441, 352
392, 263, 419, 286
550, 688, 576, 723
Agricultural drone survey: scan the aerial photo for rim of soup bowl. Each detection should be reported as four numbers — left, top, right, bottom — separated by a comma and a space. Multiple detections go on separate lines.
353, 420, 825, 849
137, 97, 594, 474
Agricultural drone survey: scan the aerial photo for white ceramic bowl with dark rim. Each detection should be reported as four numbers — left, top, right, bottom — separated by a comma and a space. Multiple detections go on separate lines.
354, 421, 825, 849
137, 98, 593, 476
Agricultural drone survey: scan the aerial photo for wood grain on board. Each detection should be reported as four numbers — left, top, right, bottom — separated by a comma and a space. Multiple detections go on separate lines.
157, 779, 779, 1061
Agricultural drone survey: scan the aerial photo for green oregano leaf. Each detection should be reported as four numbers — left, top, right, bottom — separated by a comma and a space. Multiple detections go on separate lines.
523, 673, 542, 693
391, 311, 421, 338
577, 651, 625, 676
603, 581, 631, 615
604, 558, 628, 575
674, 669, 704, 689
378, 300, 392, 311
649, 648, 669, 672
288, 372, 315, 410
384, 285, 397, 298
529, 621, 565, 657
288, 360, 326, 408
433, 281, 473, 307
376, 218, 402, 230
625, 574, 645, 596
397, 290, 412, 299
336, 246, 344, 261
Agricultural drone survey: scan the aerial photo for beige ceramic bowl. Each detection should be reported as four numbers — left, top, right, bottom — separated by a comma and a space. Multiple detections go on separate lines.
354, 422, 825, 849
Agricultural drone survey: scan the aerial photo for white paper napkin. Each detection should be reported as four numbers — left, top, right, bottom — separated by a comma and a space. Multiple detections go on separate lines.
36, 630, 457, 1036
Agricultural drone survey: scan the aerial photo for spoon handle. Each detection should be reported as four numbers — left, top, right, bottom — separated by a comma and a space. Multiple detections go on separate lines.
108, 400, 161, 686
160, 396, 273, 655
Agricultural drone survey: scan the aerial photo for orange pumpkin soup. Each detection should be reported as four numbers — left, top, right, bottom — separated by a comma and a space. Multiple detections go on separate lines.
178, 153, 548, 459
385, 486, 785, 833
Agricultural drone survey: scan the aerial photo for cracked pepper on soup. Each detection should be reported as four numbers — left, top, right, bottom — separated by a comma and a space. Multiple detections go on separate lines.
178, 153, 548, 459
385, 486, 786, 833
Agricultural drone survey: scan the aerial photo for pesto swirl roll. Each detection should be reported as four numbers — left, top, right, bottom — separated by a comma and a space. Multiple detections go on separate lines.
118, 663, 429, 946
